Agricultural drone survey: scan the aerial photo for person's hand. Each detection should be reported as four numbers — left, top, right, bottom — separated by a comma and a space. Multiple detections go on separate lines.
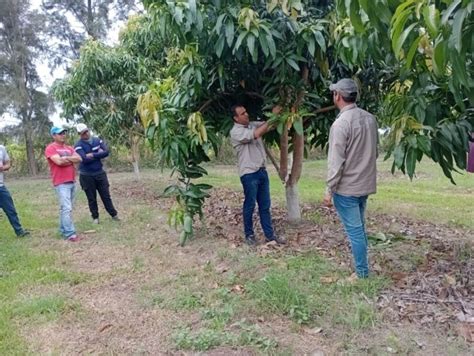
86, 153, 94, 158
323, 192, 333, 207
272, 105, 283, 115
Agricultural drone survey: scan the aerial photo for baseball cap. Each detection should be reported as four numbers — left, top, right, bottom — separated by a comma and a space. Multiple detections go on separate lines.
329, 78, 359, 95
76, 123, 89, 134
50, 126, 67, 135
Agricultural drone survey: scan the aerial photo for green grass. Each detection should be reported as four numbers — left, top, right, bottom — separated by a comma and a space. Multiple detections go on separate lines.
246, 253, 388, 331
0, 238, 84, 354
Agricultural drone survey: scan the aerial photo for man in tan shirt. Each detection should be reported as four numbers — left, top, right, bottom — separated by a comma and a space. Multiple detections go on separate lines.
323, 79, 378, 278
230, 104, 284, 246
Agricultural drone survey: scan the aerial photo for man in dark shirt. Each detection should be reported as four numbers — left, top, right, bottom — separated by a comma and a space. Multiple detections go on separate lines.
74, 124, 119, 224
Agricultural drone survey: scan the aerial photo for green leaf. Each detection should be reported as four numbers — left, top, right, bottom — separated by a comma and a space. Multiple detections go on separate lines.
405, 35, 422, 69
432, 39, 447, 76
406, 147, 416, 179
451, 8, 467, 52
183, 215, 193, 233
307, 38, 315, 57
234, 31, 247, 51
258, 33, 270, 57
393, 143, 406, 169
225, 20, 235, 47
246, 34, 256, 59
393, 23, 417, 59
450, 51, 469, 88
349, 0, 365, 33
293, 119, 303, 135
215, 35, 225, 58
286, 58, 300, 71
422, 4, 439, 38
416, 135, 431, 156
441, 0, 461, 25
314, 31, 326, 52
266, 34, 277, 58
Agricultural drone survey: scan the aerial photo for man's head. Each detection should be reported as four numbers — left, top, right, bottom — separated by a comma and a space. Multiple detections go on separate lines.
231, 105, 249, 126
50, 126, 67, 143
76, 123, 90, 140
329, 78, 358, 109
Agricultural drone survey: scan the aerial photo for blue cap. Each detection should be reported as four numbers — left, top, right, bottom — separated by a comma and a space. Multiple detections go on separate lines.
50, 126, 67, 135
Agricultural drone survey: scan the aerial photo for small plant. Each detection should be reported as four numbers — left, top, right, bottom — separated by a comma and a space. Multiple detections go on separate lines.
173, 327, 231, 351
247, 273, 311, 324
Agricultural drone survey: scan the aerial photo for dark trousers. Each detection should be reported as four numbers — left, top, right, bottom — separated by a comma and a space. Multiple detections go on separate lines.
79, 172, 117, 219
240, 168, 274, 239
0, 185, 25, 236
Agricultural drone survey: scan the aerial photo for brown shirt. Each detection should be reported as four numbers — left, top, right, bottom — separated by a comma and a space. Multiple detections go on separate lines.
230, 121, 266, 177
327, 104, 378, 196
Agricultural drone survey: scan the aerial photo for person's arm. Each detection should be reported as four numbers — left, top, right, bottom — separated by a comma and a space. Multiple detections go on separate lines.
67, 152, 82, 163
93, 139, 109, 159
49, 154, 74, 166
324, 121, 349, 205
0, 160, 11, 172
254, 122, 270, 139
75, 144, 93, 163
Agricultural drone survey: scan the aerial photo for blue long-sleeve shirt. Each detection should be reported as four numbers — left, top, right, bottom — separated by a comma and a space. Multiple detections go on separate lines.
74, 137, 109, 176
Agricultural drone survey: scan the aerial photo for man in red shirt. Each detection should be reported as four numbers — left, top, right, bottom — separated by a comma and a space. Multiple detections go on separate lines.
45, 127, 82, 241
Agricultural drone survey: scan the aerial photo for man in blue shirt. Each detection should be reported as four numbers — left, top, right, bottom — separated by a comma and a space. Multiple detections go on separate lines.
74, 124, 119, 224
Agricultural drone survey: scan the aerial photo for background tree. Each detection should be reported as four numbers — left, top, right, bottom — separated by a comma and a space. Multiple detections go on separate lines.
42, 0, 141, 65
0, 0, 52, 175
51, 30, 162, 177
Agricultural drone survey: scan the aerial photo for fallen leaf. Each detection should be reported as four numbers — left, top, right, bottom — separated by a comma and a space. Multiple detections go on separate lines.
305, 327, 323, 335
457, 322, 474, 343
320, 276, 337, 284
98, 323, 113, 333
231, 284, 244, 294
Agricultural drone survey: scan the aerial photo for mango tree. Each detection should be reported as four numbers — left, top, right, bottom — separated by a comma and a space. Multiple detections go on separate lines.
134, 0, 351, 246
337, 0, 474, 182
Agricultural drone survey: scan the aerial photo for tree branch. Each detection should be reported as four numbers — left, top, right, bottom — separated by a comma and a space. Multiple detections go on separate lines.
264, 143, 281, 177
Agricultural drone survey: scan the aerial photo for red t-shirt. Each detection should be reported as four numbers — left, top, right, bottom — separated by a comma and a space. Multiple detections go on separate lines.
45, 143, 77, 186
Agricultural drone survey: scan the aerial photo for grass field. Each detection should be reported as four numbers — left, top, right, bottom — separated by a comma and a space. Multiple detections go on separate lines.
0, 159, 472, 354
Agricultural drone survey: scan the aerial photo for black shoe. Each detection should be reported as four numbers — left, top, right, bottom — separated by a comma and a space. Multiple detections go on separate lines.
245, 235, 257, 246
17, 230, 31, 238
265, 235, 286, 245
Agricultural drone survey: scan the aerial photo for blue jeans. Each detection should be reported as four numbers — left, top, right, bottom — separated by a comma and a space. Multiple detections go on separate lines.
0, 185, 25, 236
240, 168, 274, 239
55, 183, 76, 238
333, 193, 369, 278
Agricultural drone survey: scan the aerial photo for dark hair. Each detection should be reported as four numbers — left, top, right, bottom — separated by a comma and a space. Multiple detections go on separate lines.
230, 104, 243, 118
340, 92, 357, 103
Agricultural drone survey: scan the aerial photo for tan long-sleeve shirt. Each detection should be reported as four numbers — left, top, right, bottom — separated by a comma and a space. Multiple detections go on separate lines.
230, 121, 266, 177
327, 104, 378, 196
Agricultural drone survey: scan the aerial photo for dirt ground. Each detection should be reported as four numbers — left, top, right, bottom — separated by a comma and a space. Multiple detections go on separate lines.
17, 174, 474, 355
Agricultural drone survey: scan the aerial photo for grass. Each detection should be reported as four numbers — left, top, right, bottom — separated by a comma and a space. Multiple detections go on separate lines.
0, 161, 471, 354
0, 238, 84, 354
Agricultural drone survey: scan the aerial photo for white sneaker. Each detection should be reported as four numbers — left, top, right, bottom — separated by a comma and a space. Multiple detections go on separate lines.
92, 218, 99, 224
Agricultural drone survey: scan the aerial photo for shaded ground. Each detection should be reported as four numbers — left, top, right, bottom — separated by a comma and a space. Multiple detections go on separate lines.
8, 173, 474, 354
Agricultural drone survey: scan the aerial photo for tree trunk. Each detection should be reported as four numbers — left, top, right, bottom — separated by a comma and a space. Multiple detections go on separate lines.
24, 124, 38, 176
285, 182, 301, 222
130, 133, 141, 180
